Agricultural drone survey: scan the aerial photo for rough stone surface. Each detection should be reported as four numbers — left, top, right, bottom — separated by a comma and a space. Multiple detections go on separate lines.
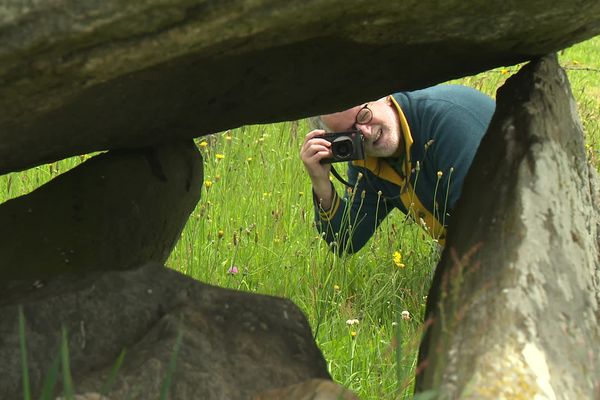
416, 54, 600, 398
0, 263, 331, 399
252, 378, 360, 400
1, 1, 600, 173
0, 140, 202, 281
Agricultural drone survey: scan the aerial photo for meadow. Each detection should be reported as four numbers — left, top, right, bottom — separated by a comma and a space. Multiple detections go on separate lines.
2, 37, 599, 399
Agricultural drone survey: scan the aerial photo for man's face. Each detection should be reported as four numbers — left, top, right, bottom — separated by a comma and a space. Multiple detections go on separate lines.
321, 97, 401, 158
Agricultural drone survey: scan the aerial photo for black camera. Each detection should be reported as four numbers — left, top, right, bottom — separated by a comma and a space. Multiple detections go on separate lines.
319, 129, 365, 164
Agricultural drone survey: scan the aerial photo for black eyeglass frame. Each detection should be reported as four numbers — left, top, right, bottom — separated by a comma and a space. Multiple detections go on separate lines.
355, 104, 373, 126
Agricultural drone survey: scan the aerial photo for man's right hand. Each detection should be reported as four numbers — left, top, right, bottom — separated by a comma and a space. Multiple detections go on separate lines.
300, 130, 335, 209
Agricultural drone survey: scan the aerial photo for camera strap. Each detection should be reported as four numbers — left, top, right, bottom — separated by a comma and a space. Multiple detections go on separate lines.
331, 162, 404, 201
330, 165, 355, 188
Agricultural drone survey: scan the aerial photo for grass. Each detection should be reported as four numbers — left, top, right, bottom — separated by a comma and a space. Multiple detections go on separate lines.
3, 36, 600, 399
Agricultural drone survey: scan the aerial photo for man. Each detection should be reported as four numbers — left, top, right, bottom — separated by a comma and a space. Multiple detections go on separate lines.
300, 84, 495, 253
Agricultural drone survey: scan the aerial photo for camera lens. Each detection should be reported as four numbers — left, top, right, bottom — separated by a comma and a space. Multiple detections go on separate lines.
332, 137, 353, 159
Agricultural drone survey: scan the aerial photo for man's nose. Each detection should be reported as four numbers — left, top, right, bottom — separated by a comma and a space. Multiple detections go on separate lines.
355, 123, 372, 136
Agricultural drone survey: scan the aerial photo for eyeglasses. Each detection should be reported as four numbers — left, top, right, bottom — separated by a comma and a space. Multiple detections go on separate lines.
355, 104, 373, 126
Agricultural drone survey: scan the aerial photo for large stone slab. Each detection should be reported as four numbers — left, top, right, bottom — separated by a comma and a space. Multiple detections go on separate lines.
0, 140, 202, 281
0, 263, 331, 399
252, 379, 359, 400
1, 1, 600, 173
415, 54, 600, 398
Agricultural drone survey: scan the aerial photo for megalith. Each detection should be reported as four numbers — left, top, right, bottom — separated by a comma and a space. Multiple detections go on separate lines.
0, 263, 332, 399
1, 2, 600, 399
0, 140, 202, 281
1, 1, 600, 173
416, 54, 600, 398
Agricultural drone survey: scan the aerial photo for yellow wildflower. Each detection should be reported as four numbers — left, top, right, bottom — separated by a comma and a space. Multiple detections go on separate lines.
204, 180, 213, 188
333, 284, 340, 291
350, 331, 357, 338
217, 230, 224, 239
500, 68, 509, 75
437, 170, 443, 179
216, 154, 225, 160
393, 251, 405, 268
198, 141, 208, 148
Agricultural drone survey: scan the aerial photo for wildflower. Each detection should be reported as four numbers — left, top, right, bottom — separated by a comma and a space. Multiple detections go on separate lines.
437, 170, 443, 179
393, 251, 405, 268
346, 319, 360, 326
227, 266, 239, 275
350, 331, 357, 338
247, 157, 253, 162
217, 230, 224, 239
216, 154, 225, 160
392, 321, 398, 327
215, 175, 221, 182
500, 68, 509, 75
333, 284, 340, 291
225, 135, 232, 141
198, 141, 208, 148
204, 180, 213, 189
298, 191, 304, 197
573, 60, 580, 65
401, 310, 411, 320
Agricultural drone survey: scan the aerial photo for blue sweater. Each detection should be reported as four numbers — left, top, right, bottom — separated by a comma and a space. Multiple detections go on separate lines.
314, 85, 495, 253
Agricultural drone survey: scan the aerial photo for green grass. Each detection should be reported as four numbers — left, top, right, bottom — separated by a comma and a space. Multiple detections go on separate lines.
3, 36, 600, 399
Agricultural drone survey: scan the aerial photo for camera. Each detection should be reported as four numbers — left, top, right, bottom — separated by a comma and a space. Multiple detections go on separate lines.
319, 129, 365, 164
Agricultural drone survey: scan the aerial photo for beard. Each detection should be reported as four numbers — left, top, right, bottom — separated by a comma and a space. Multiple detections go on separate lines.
364, 123, 401, 158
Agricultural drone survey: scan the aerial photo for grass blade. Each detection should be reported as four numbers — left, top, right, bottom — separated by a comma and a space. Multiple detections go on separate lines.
38, 350, 61, 400
18, 306, 31, 400
100, 349, 127, 397
60, 327, 75, 399
159, 329, 183, 400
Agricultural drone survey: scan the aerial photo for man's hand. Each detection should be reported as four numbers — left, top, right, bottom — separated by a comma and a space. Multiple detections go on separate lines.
300, 130, 334, 209
300, 130, 332, 180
